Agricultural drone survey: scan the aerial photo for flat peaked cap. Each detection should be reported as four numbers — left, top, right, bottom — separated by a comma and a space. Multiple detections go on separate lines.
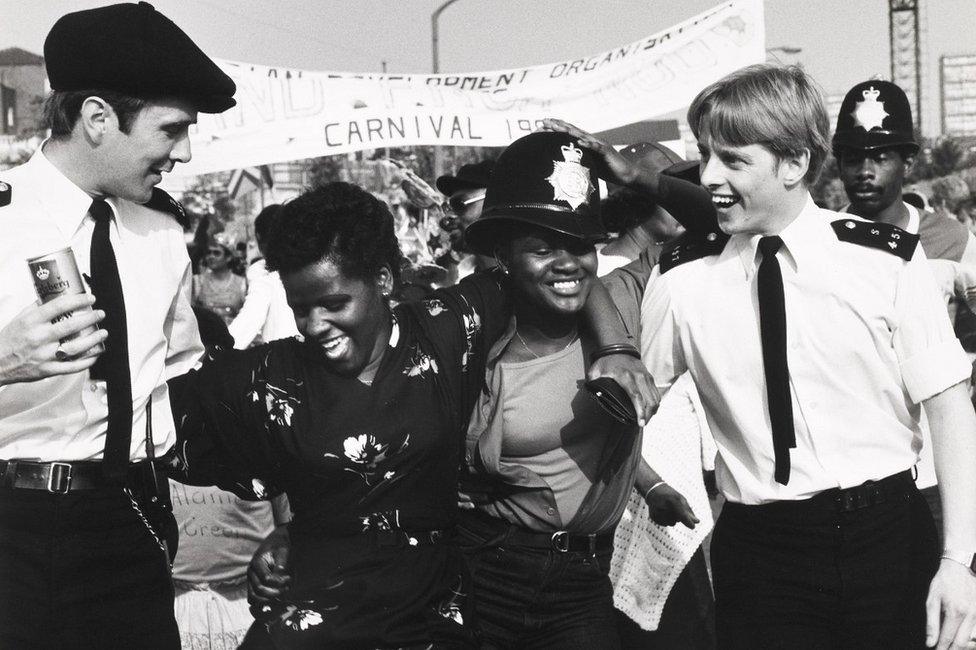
44, 2, 236, 113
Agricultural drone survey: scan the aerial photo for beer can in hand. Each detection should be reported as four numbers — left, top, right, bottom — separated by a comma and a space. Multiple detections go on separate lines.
27, 247, 105, 353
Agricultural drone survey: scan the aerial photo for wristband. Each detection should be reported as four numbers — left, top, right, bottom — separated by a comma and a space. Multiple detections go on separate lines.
640, 480, 666, 501
590, 343, 641, 365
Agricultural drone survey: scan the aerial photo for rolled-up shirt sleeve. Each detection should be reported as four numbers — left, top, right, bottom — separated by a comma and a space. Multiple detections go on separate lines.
895, 248, 971, 402
640, 266, 686, 394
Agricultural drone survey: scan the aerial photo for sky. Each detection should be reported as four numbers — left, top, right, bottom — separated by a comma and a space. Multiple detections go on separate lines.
2, 0, 973, 136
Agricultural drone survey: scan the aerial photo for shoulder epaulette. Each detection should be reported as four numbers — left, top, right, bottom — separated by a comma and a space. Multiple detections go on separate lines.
830, 218, 918, 261
0, 181, 11, 207
145, 187, 189, 228
659, 229, 730, 273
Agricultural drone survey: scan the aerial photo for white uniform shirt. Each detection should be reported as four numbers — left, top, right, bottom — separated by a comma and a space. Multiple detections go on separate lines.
228, 258, 299, 349
0, 148, 203, 462
641, 195, 970, 504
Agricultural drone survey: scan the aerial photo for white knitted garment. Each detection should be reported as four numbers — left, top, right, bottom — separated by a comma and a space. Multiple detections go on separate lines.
609, 373, 716, 631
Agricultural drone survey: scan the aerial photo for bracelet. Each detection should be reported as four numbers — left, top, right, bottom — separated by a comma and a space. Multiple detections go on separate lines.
640, 480, 666, 501
590, 343, 641, 365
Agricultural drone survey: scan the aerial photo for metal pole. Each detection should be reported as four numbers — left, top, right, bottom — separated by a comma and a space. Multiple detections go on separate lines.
431, 0, 461, 180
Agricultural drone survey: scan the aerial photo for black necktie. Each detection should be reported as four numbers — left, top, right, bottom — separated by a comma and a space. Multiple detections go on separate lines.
88, 199, 133, 484
757, 236, 796, 485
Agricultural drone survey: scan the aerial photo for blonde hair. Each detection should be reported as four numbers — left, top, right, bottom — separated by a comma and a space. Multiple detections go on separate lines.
687, 64, 830, 185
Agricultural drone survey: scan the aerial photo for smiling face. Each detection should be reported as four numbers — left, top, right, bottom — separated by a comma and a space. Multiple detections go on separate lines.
281, 256, 393, 377
837, 147, 911, 219
698, 139, 797, 236
95, 97, 196, 203
499, 225, 597, 318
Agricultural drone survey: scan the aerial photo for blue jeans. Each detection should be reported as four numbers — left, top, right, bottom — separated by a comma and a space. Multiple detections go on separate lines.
457, 511, 620, 650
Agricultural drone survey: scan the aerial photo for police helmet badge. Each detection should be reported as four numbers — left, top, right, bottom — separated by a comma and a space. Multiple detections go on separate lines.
546, 143, 594, 210
852, 86, 889, 131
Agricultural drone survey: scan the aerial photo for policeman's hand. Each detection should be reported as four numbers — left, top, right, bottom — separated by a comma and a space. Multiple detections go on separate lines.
541, 118, 640, 187
925, 559, 976, 649
247, 525, 292, 606
644, 483, 699, 529
587, 354, 660, 427
0, 294, 106, 386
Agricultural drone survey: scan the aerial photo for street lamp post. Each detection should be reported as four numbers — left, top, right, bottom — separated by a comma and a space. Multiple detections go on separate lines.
431, 0, 461, 179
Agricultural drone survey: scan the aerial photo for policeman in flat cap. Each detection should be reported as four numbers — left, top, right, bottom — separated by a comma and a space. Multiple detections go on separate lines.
0, 3, 234, 647
835, 79, 976, 595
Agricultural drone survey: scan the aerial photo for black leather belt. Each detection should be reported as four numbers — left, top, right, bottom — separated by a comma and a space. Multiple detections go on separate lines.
461, 509, 613, 554
0, 458, 164, 495
830, 470, 915, 512
725, 470, 917, 516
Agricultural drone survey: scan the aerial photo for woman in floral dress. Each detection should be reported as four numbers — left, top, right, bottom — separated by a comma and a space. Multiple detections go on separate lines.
170, 181, 649, 649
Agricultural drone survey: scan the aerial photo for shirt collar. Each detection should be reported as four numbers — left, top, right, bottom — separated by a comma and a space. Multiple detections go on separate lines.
28, 143, 100, 239
732, 194, 833, 279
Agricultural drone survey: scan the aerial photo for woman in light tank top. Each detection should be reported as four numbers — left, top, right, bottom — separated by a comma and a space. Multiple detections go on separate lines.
457, 131, 649, 650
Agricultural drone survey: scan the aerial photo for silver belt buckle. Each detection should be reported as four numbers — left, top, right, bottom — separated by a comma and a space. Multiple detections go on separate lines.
47, 462, 73, 494
551, 530, 570, 553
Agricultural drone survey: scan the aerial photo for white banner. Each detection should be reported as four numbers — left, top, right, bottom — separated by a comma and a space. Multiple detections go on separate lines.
175, 0, 764, 177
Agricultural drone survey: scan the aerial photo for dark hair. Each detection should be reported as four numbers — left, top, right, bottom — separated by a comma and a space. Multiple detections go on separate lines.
601, 188, 658, 233
253, 204, 281, 243
688, 64, 830, 185
43, 89, 149, 138
265, 182, 403, 283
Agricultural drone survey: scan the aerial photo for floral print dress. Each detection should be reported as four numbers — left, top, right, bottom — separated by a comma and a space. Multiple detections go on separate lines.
171, 272, 507, 649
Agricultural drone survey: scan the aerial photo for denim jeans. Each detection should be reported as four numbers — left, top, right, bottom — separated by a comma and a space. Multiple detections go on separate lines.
457, 511, 621, 650
0, 487, 180, 649
711, 478, 938, 649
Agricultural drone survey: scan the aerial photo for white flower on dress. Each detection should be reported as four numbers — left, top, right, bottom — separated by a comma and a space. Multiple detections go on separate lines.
342, 434, 389, 467
435, 575, 467, 626
282, 608, 323, 631
460, 306, 482, 371
251, 478, 268, 499
403, 344, 439, 378
424, 298, 447, 316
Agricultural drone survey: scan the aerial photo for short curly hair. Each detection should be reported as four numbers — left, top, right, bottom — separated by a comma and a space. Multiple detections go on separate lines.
264, 182, 403, 283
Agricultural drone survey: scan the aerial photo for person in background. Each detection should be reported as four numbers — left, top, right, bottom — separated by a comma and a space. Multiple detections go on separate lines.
436, 159, 496, 280
172, 307, 290, 650
193, 232, 248, 325
0, 3, 234, 647
229, 204, 299, 348
833, 79, 976, 552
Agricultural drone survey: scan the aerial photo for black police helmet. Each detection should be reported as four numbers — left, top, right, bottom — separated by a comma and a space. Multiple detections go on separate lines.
832, 80, 917, 154
463, 131, 606, 257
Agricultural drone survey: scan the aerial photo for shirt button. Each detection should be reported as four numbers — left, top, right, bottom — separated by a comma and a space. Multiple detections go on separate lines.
546, 507, 555, 516
89, 383, 98, 392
